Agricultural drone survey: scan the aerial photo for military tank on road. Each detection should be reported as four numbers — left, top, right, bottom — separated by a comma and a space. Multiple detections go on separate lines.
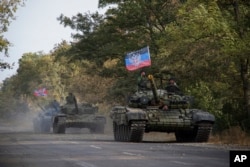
110, 75, 215, 142
52, 95, 106, 134
33, 101, 60, 133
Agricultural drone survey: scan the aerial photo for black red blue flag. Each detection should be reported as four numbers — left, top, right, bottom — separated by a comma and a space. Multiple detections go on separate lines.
125, 46, 151, 71
34, 88, 48, 97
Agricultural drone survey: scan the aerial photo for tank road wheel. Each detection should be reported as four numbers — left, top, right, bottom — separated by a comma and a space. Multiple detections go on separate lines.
53, 117, 66, 134
175, 122, 213, 142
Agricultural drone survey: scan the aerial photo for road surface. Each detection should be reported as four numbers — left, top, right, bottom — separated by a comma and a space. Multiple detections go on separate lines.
0, 123, 247, 167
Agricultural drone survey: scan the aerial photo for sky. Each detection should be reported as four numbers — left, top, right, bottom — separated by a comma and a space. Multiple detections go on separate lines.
1, 0, 105, 82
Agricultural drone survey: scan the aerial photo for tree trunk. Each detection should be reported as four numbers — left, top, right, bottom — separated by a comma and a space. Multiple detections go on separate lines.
240, 59, 250, 118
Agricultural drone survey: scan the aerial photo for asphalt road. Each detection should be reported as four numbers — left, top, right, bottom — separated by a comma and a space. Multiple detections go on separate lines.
0, 125, 247, 167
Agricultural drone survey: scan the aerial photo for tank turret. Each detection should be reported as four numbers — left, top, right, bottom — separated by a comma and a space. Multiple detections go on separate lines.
52, 96, 106, 134
128, 74, 191, 110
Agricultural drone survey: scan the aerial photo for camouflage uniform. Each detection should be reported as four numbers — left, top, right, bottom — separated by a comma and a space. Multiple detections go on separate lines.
137, 71, 150, 91
165, 78, 182, 95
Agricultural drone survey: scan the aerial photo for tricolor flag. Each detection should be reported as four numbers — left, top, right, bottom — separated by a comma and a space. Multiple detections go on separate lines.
34, 88, 48, 97
125, 46, 151, 71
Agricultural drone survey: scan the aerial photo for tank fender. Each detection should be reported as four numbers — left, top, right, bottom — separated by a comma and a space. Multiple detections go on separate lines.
191, 109, 215, 124
110, 106, 127, 125
110, 106, 126, 119
125, 107, 147, 122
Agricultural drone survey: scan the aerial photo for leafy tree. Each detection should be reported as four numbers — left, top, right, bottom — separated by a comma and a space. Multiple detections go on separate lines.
59, 1, 181, 71
15, 51, 70, 102
157, 0, 250, 130
0, 0, 25, 70
0, 50, 69, 116
0, 75, 31, 118
57, 12, 106, 64
217, 0, 250, 119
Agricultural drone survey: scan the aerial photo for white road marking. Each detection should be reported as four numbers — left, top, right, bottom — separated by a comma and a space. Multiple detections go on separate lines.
122, 152, 144, 157
69, 141, 79, 144
123, 152, 137, 156
90, 145, 102, 149
75, 161, 98, 167
65, 158, 98, 167
172, 161, 194, 166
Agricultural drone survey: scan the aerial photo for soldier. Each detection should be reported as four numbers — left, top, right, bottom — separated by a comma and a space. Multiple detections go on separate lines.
64, 92, 79, 114
165, 78, 182, 95
66, 92, 77, 104
137, 70, 150, 91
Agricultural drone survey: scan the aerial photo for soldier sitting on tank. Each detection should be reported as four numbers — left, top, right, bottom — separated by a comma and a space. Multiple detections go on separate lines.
64, 93, 78, 114
165, 78, 182, 95
66, 92, 77, 104
137, 70, 150, 91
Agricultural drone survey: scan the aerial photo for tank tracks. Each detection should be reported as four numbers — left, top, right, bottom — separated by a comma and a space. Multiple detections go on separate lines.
175, 122, 213, 142
53, 116, 66, 134
113, 121, 146, 142
113, 121, 212, 143
195, 122, 213, 142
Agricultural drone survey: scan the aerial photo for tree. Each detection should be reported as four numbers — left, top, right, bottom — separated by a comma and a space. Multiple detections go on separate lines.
217, 0, 250, 119
0, 0, 25, 70
156, 0, 250, 130
59, 0, 182, 78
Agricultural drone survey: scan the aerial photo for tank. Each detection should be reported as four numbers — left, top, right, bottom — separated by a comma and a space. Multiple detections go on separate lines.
110, 75, 215, 142
52, 102, 106, 134
33, 104, 60, 133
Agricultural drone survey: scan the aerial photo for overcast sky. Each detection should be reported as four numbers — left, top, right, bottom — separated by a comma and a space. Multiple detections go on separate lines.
1, 0, 105, 82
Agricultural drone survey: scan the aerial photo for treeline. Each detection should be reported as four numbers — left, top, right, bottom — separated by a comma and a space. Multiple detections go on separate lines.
0, 0, 249, 133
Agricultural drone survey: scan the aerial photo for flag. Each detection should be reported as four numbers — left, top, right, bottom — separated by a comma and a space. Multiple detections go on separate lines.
125, 46, 151, 71
34, 88, 48, 97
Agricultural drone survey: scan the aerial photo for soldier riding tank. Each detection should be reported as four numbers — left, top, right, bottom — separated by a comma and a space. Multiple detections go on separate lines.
110, 74, 215, 142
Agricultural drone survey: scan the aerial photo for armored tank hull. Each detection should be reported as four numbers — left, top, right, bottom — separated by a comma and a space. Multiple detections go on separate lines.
52, 103, 106, 134
110, 75, 215, 142
33, 107, 59, 133
33, 115, 51, 133
110, 105, 214, 142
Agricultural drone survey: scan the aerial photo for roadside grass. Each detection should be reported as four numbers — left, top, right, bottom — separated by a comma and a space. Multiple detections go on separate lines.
209, 126, 250, 146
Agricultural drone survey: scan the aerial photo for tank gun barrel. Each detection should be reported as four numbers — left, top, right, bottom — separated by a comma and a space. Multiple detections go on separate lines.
148, 74, 160, 104
37, 103, 46, 112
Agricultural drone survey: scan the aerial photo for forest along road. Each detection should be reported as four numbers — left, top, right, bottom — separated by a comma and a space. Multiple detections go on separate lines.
0, 127, 244, 167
